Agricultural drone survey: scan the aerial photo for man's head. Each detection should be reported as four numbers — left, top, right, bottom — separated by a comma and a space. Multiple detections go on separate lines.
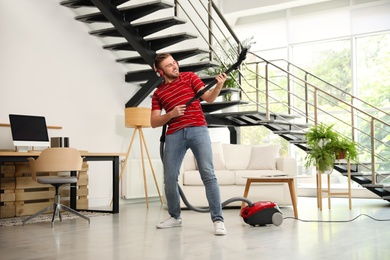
154, 53, 179, 81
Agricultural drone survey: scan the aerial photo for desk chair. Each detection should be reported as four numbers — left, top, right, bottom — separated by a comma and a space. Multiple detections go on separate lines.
22, 148, 90, 227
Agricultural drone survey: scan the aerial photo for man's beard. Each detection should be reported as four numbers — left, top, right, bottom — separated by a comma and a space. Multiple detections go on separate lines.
165, 70, 180, 81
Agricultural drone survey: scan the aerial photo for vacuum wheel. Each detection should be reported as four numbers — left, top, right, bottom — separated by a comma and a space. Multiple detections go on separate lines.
271, 212, 283, 226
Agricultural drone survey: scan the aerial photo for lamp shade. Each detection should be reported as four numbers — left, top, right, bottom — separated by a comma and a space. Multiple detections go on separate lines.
125, 107, 151, 128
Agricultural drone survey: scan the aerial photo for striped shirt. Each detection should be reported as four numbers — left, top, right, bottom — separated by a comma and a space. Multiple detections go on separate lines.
152, 72, 206, 135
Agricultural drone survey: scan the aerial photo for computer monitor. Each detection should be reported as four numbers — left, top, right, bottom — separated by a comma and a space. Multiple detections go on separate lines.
9, 114, 50, 151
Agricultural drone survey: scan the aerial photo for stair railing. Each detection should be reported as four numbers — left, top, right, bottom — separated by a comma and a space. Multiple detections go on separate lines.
243, 53, 390, 185
172, 0, 390, 185
174, 0, 244, 73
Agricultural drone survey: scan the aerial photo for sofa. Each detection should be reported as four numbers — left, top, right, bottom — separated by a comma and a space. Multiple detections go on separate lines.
177, 142, 297, 208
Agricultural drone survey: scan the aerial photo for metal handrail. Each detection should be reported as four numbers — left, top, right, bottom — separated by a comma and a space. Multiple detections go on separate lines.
257, 58, 390, 118
173, 0, 389, 185
245, 52, 390, 184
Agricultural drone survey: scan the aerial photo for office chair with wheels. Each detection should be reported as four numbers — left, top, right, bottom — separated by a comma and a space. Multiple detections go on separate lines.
22, 147, 90, 227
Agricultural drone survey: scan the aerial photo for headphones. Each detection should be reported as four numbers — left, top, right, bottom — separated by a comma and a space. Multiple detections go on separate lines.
153, 64, 164, 78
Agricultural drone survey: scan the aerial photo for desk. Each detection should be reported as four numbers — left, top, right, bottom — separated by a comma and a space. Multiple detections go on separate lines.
240, 176, 299, 219
0, 151, 124, 214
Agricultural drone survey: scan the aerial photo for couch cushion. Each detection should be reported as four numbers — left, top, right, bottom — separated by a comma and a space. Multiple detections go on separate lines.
234, 169, 287, 185
183, 149, 197, 170
183, 170, 235, 186
185, 142, 225, 171
212, 142, 226, 170
222, 144, 252, 170
247, 145, 279, 170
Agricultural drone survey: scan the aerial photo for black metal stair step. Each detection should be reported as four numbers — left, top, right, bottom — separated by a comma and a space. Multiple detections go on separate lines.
197, 75, 219, 85
116, 48, 209, 64
360, 184, 390, 197
90, 17, 186, 38
60, 0, 96, 8
201, 101, 248, 113
273, 130, 306, 135
333, 163, 360, 173
139, 74, 227, 88
125, 61, 218, 82
264, 123, 309, 133
289, 139, 307, 144
269, 129, 308, 143
103, 32, 197, 52
205, 111, 309, 127
294, 143, 310, 151
75, 0, 173, 23
362, 183, 390, 188
255, 112, 301, 121
213, 111, 301, 121
61, 0, 128, 8
341, 171, 371, 177
351, 175, 373, 184
219, 88, 241, 95
206, 111, 305, 125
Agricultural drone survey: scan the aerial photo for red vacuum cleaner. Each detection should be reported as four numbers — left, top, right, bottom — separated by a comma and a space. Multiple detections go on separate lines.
240, 201, 283, 226
178, 186, 284, 226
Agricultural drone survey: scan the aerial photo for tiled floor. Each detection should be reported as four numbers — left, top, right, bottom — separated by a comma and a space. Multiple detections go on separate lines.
1, 197, 390, 260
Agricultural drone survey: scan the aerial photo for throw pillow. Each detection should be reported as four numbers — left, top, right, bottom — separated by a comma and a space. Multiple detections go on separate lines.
223, 144, 252, 170
212, 142, 225, 170
247, 145, 280, 170
190, 142, 226, 170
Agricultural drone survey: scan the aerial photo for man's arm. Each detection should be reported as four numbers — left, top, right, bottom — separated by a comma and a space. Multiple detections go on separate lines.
150, 106, 186, 128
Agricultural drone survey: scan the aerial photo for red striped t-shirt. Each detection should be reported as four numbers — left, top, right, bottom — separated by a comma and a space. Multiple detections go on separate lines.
151, 72, 206, 135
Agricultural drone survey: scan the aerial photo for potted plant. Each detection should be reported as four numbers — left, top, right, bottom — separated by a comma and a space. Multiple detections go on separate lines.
305, 123, 338, 173
202, 37, 255, 101
332, 136, 358, 161
305, 123, 359, 172
203, 64, 239, 101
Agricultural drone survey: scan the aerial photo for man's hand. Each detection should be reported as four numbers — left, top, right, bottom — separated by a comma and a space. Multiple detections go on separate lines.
215, 73, 227, 89
170, 105, 186, 118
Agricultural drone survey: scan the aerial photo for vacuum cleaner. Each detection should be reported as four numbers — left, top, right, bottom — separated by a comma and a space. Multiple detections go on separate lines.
240, 201, 283, 226
178, 185, 283, 226
159, 48, 283, 227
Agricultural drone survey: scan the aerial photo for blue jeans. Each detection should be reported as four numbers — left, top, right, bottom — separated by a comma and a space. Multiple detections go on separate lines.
163, 126, 223, 222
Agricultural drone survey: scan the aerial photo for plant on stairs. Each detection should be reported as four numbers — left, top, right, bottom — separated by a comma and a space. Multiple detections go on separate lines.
305, 123, 358, 172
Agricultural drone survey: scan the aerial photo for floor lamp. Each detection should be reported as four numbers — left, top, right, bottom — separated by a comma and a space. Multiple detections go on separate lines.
120, 107, 162, 207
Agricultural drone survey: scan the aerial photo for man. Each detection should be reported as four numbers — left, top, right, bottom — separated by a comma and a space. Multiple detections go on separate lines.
150, 53, 227, 236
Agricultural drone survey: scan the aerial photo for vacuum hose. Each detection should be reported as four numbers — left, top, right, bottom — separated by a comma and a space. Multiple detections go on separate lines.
179, 185, 254, 212
160, 121, 254, 212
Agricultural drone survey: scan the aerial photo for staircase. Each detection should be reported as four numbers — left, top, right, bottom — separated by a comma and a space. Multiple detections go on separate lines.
60, 0, 390, 201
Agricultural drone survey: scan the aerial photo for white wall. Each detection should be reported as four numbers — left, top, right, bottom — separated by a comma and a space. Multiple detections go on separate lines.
0, 0, 163, 207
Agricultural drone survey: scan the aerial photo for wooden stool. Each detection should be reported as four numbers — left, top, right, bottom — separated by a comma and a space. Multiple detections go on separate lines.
316, 160, 352, 210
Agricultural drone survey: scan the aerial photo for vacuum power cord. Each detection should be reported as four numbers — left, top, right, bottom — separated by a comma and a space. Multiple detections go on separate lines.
283, 214, 390, 223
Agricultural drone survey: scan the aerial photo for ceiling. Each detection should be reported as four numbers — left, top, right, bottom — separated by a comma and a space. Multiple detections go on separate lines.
218, 0, 383, 26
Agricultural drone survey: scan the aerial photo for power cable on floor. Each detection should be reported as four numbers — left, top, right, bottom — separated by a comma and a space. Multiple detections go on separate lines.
283, 214, 390, 223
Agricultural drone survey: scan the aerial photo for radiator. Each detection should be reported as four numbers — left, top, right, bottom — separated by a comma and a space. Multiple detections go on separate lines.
121, 159, 163, 200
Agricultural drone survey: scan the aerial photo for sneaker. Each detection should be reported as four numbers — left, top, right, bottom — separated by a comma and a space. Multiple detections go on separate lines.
214, 221, 227, 236
156, 217, 182, 229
